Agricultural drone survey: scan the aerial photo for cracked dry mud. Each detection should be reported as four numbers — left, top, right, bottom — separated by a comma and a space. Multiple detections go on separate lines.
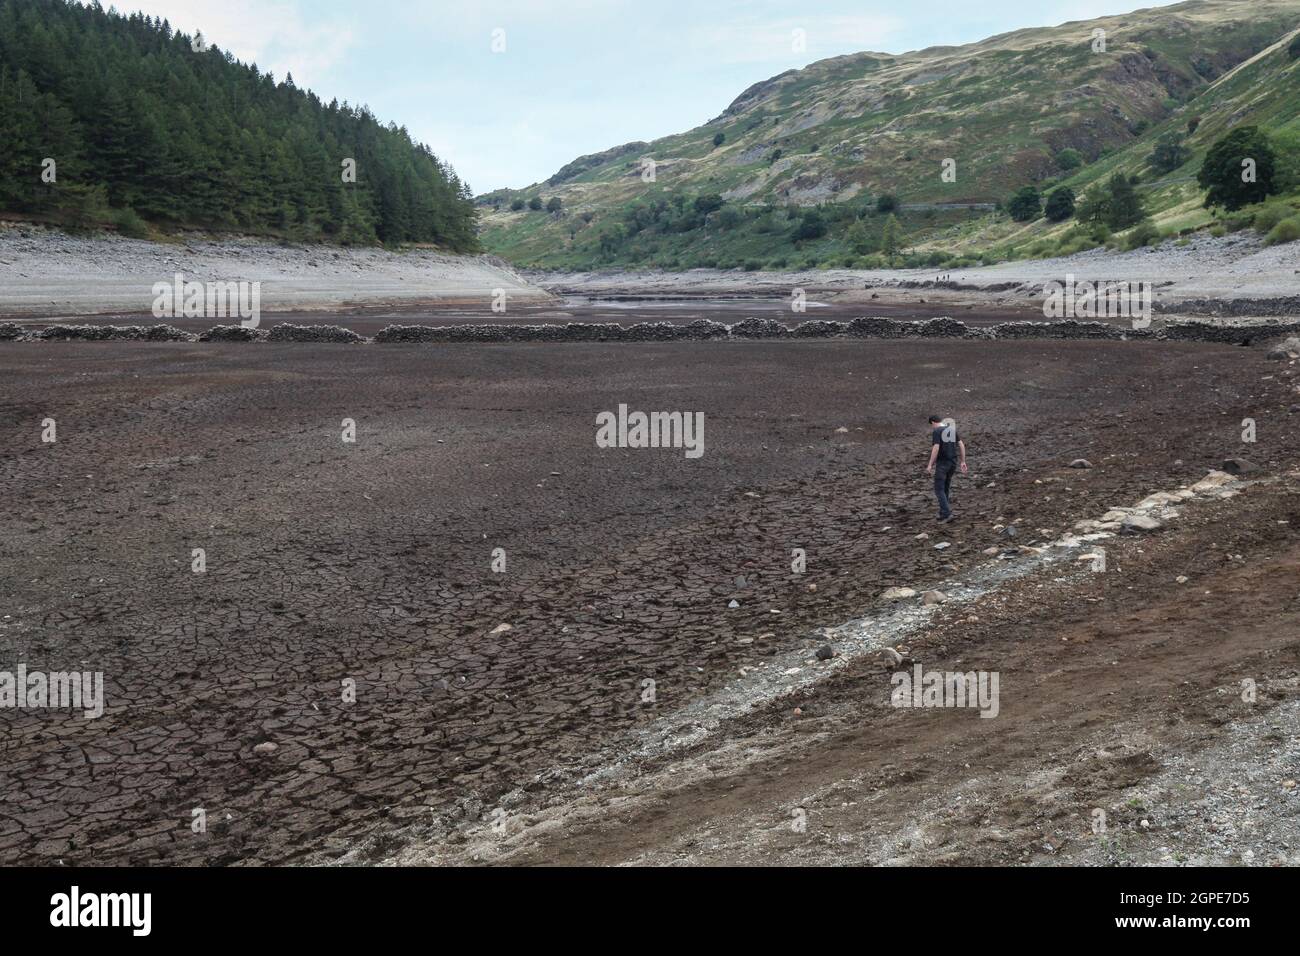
1, 336, 1296, 865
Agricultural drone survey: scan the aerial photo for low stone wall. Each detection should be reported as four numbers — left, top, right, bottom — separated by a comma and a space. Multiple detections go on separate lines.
6, 316, 1300, 347
266, 323, 366, 344
1159, 296, 1300, 318
5, 323, 196, 341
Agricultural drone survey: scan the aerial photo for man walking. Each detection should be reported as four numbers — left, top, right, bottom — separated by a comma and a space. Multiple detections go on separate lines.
926, 415, 968, 523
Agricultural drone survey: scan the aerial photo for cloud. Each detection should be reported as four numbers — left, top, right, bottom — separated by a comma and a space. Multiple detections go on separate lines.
114, 0, 357, 87
691, 14, 903, 64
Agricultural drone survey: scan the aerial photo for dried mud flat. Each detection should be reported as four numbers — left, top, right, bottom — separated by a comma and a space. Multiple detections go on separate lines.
1, 336, 1298, 866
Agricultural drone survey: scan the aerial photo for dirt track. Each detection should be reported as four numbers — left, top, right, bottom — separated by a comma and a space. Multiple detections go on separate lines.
1, 336, 1297, 865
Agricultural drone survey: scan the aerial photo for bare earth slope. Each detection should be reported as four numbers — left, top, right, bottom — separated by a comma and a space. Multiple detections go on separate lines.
0, 223, 548, 318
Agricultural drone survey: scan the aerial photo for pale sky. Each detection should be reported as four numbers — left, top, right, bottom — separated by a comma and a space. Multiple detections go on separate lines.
113, 0, 1182, 194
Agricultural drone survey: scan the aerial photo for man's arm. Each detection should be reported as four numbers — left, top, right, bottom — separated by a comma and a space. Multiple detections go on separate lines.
927, 443, 939, 474
958, 439, 968, 473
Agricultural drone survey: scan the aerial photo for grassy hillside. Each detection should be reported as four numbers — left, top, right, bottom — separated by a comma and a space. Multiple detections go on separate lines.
480, 0, 1300, 269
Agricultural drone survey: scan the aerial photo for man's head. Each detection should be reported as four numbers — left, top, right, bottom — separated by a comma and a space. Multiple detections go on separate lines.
928, 415, 943, 426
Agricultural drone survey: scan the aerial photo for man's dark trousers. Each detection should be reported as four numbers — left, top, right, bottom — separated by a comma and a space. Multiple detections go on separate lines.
934, 459, 956, 519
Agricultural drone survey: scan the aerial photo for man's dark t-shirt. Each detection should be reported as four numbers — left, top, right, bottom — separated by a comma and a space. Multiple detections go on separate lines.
932, 425, 960, 463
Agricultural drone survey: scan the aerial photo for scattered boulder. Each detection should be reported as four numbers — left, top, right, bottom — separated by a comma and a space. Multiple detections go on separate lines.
1135, 491, 1182, 510
1121, 514, 1162, 533
921, 590, 947, 605
814, 645, 835, 661
1221, 458, 1256, 476
1069, 459, 1093, 469
1190, 471, 1235, 493
881, 586, 917, 601
252, 741, 278, 756
1266, 338, 1300, 360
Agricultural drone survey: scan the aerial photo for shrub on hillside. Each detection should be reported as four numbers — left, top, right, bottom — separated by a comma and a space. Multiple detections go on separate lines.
1007, 186, 1042, 222
1121, 219, 1161, 250
1076, 173, 1146, 231
1251, 202, 1295, 234
1055, 148, 1083, 172
792, 209, 828, 241
110, 206, 150, 239
1044, 187, 1076, 222
1271, 129, 1300, 194
1149, 133, 1192, 174
1198, 126, 1277, 210
694, 194, 724, 215
1266, 217, 1300, 245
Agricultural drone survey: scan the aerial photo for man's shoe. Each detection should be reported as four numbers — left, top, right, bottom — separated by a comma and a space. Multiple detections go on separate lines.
938, 514, 955, 524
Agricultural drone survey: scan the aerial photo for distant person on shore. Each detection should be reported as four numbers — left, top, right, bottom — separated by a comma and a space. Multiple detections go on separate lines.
926, 415, 967, 523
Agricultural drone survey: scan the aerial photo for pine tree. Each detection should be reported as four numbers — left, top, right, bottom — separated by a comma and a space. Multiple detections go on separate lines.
0, 0, 480, 249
